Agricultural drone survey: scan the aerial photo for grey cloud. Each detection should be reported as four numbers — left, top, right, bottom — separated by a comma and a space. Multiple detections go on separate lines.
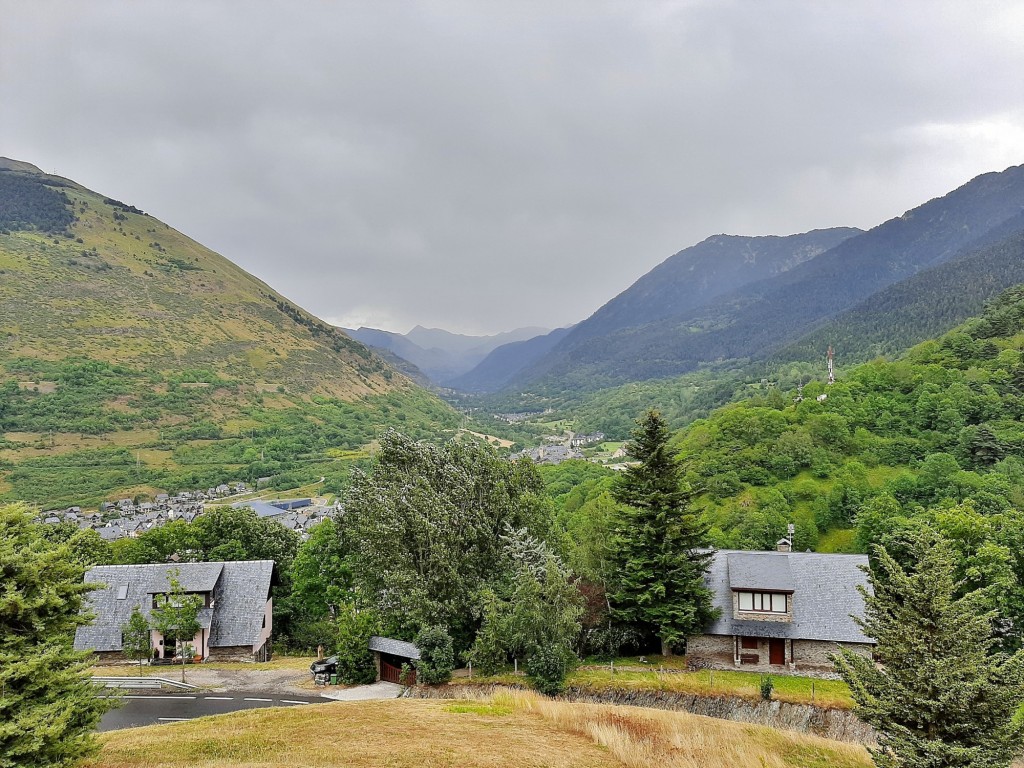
2, 0, 1023, 334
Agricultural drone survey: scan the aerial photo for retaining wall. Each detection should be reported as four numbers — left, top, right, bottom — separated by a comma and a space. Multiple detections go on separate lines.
408, 683, 875, 746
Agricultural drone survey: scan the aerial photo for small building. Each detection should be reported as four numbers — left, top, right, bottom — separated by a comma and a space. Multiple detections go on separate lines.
368, 636, 419, 685
74, 560, 275, 663
686, 544, 874, 675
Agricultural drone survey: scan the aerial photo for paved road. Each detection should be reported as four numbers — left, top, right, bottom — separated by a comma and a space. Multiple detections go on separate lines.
319, 681, 404, 701
98, 691, 328, 731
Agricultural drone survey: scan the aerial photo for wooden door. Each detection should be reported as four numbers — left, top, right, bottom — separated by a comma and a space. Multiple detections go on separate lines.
768, 638, 785, 666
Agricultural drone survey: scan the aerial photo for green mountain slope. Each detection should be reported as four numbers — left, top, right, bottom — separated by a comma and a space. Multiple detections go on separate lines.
0, 159, 459, 506
673, 283, 1024, 556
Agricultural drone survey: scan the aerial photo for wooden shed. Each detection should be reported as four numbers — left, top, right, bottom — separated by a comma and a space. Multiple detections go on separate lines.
368, 635, 420, 685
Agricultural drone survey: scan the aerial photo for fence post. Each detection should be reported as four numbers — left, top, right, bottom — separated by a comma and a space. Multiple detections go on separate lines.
514, 658, 518, 674
468, 662, 472, 680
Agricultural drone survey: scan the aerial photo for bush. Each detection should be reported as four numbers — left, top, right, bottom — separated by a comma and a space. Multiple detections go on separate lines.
414, 625, 455, 685
527, 644, 575, 697
333, 603, 378, 684
760, 674, 774, 701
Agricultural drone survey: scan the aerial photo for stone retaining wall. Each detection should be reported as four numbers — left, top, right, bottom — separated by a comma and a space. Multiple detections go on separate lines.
408, 683, 875, 746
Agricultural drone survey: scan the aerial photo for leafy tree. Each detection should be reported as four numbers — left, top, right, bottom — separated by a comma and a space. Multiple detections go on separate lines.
609, 410, 716, 655
414, 626, 455, 685
333, 602, 378, 684
149, 573, 202, 683
0, 504, 110, 767
833, 531, 1024, 768
122, 605, 151, 675
467, 528, 583, 673
288, 517, 351, 623
343, 430, 550, 646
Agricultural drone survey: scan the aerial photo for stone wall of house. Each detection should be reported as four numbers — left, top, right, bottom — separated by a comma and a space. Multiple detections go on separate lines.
94, 650, 129, 664
686, 634, 734, 665
206, 646, 257, 663
793, 640, 872, 671
687, 634, 873, 677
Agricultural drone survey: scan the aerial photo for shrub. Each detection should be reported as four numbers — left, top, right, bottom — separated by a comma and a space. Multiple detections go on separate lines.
759, 674, 774, 701
415, 625, 455, 685
527, 644, 575, 697
333, 603, 378, 684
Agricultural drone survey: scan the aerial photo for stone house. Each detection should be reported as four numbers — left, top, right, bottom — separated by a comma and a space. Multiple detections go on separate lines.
686, 543, 874, 675
74, 560, 275, 663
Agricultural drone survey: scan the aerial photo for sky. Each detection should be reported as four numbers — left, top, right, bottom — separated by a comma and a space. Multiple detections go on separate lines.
2, 2, 1024, 336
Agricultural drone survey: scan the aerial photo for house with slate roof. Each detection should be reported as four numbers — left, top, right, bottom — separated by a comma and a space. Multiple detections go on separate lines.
686, 541, 875, 674
74, 560, 275, 663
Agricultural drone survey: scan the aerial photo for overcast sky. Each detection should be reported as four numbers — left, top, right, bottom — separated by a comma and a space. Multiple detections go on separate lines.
2, 1, 1023, 335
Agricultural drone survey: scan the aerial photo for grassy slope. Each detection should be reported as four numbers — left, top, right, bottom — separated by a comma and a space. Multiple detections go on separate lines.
90, 693, 872, 768
0, 163, 459, 505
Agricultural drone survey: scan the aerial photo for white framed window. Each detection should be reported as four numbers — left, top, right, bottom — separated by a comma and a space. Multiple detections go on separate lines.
737, 591, 788, 613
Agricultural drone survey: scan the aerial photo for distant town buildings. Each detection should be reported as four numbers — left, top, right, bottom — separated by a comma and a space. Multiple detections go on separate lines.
38, 482, 337, 541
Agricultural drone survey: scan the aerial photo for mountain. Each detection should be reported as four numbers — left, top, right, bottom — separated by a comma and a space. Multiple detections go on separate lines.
511, 164, 1024, 392
564, 228, 862, 347
345, 324, 551, 385
448, 326, 575, 393
0, 158, 458, 506
777, 211, 1024, 365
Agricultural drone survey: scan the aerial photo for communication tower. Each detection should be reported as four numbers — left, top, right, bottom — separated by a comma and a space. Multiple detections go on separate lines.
827, 346, 835, 385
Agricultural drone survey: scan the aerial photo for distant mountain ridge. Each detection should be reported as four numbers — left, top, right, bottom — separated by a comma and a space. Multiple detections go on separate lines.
507, 164, 1024, 392
344, 324, 550, 385
448, 326, 575, 393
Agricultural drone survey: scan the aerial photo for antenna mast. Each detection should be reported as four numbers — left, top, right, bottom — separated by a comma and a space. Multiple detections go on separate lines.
826, 345, 835, 385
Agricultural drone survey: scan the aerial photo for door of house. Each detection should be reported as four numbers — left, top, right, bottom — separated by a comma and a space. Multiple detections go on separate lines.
768, 638, 785, 666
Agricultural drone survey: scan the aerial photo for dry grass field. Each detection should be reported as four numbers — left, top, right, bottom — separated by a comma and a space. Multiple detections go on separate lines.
90, 691, 873, 768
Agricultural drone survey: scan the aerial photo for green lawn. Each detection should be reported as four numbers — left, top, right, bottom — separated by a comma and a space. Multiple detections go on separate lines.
464, 656, 854, 709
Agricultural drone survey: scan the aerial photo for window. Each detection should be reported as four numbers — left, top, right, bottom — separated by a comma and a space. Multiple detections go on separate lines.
740, 636, 758, 649
737, 591, 789, 613
116, 584, 129, 600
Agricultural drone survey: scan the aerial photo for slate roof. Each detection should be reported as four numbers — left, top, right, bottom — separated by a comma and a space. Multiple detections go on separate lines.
727, 552, 795, 592
74, 560, 273, 653
369, 635, 421, 660
209, 560, 274, 648
701, 550, 872, 644
147, 562, 223, 593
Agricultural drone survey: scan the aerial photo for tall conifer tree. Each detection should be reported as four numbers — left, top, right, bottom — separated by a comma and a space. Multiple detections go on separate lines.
609, 410, 716, 656
834, 531, 1024, 768
0, 504, 110, 767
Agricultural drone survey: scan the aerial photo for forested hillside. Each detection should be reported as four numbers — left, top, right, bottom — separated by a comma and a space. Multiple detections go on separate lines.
777, 216, 1024, 365
0, 159, 460, 506
510, 165, 1024, 393
536, 287, 1024, 653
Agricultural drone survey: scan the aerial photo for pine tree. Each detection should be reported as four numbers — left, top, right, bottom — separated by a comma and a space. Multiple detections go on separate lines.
122, 605, 152, 676
0, 504, 111, 767
834, 531, 1024, 768
608, 409, 717, 656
